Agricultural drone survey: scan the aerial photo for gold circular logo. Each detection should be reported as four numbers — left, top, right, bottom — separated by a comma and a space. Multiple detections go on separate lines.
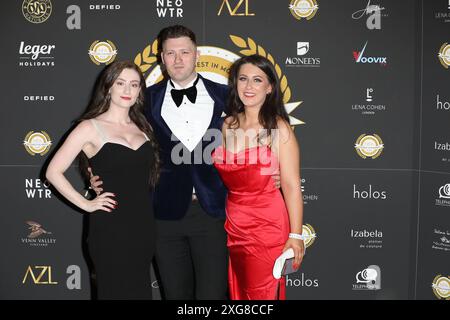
355, 134, 384, 159
432, 275, 450, 299
89, 40, 118, 65
438, 43, 450, 69
302, 224, 316, 248
289, 0, 319, 20
23, 131, 52, 156
22, 0, 52, 24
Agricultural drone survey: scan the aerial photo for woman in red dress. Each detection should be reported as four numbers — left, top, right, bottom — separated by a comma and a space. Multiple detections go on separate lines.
212, 54, 305, 300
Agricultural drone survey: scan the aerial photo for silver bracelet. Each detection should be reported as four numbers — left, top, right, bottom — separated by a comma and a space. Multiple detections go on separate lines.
289, 233, 306, 240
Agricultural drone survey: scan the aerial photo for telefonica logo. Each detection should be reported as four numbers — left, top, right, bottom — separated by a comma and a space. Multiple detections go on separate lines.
353, 41, 387, 65
353, 265, 381, 290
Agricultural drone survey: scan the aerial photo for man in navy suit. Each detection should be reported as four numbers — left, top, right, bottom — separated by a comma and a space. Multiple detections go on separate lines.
144, 25, 228, 300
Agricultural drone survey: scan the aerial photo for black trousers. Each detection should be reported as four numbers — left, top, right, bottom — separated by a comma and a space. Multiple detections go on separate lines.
155, 201, 228, 300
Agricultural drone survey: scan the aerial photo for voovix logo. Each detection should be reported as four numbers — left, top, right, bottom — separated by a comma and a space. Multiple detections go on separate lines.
353, 41, 387, 66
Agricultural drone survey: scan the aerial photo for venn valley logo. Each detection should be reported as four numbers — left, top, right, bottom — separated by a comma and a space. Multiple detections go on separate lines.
438, 43, 450, 69
22, 0, 52, 24
354, 134, 384, 159
353, 265, 381, 290
23, 131, 52, 156
432, 275, 450, 300
353, 41, 387, 66
21, 221, 56, 247
134, 35, 305, 126
289, 0, 318, 21
89, 40, 117, 65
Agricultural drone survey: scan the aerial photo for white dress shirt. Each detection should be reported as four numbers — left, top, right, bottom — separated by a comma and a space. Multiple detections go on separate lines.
161, 75, 214, 152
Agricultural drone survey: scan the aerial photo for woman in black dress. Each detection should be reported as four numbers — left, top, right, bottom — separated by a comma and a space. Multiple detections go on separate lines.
46, 60, 159, 299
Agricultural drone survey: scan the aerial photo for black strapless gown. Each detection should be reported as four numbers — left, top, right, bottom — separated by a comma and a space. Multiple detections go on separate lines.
87, 141, 155, 300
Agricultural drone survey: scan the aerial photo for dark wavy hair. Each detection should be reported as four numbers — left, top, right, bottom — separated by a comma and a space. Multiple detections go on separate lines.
77, 60, 160, 186
226, 54, 290, 141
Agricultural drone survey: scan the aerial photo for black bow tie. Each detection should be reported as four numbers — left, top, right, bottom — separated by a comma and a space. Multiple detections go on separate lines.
170, 77, 199, 107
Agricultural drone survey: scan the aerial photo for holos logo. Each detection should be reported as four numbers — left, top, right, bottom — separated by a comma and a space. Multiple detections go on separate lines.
353, 41, 387, 66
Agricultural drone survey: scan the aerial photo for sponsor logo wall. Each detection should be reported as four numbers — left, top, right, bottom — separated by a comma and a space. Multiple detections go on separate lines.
0, 0, 448, 300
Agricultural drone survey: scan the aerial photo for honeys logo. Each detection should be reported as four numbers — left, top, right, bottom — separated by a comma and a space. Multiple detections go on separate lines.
22, 0, 52, 24
134, 35, 304, 126
438, 42, 450, 69
432, 275, 450, 299
289, 0, 318, 20
23, 131, 52, 156
302, 224, 317, 249
354, 134, 384, 159
88, 40, 117, 65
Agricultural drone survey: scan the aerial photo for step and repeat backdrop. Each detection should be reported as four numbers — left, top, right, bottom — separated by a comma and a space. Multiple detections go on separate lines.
0, 0, 448, 300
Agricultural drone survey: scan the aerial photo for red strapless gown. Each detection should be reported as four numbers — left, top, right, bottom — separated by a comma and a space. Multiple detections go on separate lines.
212, 145, 289, 300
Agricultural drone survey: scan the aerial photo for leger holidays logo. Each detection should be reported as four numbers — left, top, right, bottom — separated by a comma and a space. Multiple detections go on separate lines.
353, 41, 387, 66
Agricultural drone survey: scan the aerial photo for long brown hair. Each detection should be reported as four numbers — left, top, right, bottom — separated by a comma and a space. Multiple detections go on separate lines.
226, 54, 290, 141
77, 60, 160, 186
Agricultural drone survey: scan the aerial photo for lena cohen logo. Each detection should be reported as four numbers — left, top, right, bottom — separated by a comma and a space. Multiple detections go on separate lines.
438, 43, 450, 69
157, 0, 183, 18
432, 275, 450, 300
353, 265, 381, 290
353, 41, 387, 66
289, 0, 318, 20
89, 40, 117, 65
285, 42, 321, 67
22, 0, 52, 24
351, 0, 386, 30
23, 131, 52, 156
19, 41, 55, 67
354, 134, 384, 159
352, 88, 387, 115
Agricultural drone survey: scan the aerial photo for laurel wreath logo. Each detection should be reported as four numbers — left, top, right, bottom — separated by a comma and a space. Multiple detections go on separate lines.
134, 39, 159, 73
229, 35, 291, 104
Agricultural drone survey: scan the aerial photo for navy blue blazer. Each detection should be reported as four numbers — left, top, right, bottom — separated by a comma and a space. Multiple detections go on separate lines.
144, 74, 228, 220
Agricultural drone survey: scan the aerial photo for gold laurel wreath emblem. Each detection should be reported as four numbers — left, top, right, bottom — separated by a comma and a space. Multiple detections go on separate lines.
134, 39, 159, 73
229, 35, 292, 105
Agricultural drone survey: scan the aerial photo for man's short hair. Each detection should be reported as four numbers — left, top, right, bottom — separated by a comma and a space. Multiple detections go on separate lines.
157, 25, 197, 52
